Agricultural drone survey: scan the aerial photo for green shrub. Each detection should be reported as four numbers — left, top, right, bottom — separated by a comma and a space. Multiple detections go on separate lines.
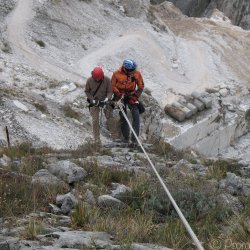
205, 159, 240, 179
85, 160, 134, 187
34, 102, 48, 114
35, 39, 45, 48
0, 143, 55, 158
0, 173, 61, 218
71, 202, 99, 228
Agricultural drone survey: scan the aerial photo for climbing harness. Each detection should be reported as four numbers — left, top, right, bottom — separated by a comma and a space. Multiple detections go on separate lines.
117, 100, 205, 250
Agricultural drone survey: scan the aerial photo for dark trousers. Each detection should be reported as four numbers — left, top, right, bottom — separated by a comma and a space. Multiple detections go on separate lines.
119, 104, 140, 142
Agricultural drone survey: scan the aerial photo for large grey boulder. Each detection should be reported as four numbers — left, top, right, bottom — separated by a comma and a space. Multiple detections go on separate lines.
31, 169, 65, 186
56, 192, 78, 215
219, 172, 243, 195
111, 183, 131, 198
215, 193, 243, 214
48, 160, 87, 184
164, 104, 186, 122
97, 195, 124, 209
84, 189, 96, 206
51, 231, 112, 249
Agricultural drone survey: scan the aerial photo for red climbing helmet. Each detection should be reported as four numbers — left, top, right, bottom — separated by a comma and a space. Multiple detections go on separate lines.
91, 67, 104, 81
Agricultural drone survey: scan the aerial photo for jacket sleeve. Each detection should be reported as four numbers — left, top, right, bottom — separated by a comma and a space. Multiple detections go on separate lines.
135, 72, 144, 97
111, 72, 120, 94
84, 79, 93, 101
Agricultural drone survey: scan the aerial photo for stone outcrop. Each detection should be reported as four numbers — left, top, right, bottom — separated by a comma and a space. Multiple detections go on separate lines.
164, 91, 212, 122
160, 0, 250, 29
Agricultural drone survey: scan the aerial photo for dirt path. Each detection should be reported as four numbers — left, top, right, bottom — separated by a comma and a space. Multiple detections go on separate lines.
6, 0, 84, 84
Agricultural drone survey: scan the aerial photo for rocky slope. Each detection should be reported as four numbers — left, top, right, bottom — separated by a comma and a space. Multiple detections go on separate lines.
0, 1, 250, 249
160, 0, 250, 30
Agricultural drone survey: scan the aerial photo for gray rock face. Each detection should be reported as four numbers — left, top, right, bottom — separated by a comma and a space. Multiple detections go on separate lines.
48, 160, 87, 184
169, 0, 211, 17
166, 0, 250, 29
206, 0, 250, 29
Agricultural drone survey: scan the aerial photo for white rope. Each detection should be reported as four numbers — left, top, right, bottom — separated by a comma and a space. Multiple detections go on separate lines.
99, 106, 111, 138
118, 102, 204, 250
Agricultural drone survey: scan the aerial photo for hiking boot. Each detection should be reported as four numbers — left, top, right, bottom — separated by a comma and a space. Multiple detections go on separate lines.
129, 142, 143, 152
128, 142, 137, 149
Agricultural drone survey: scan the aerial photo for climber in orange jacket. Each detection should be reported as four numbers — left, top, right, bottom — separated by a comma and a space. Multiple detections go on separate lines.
111, 59, 144, 146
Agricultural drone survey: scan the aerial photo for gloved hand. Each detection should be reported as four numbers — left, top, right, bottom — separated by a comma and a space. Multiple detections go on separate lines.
114, 92, 123, 101
91, 100, 99, 106
104, 97, 109, 103
135, 89, 143, 98
128, 95, 138, 105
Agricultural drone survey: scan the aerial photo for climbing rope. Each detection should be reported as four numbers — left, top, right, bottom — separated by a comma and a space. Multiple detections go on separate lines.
117, 101, 204, 250
99, 105, 111, 138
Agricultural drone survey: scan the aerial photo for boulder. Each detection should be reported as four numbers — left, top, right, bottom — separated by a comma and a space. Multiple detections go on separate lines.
56, 192, 78, 215
0, 154, 11, 167
97, 195, 124, 209
51, 231, 112, 249
191, 91, 212, 108
48, 160, 87, 184
164, 104, 186, 122
111, 183, 131, 198
31, 169, 65, 186
219, 172, 243, 195
172, 101, 193, 118
178, 98, 198, 115
84, 189, 96, 206
215, 193, 243, 214
192, 98, 205, 111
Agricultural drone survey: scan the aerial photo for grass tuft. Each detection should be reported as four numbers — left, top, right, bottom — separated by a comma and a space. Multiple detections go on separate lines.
62, 103, 81, 120
35, 39, 45, 48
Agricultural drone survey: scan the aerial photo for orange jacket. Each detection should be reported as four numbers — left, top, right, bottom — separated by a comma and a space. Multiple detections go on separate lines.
111, 67, 144, 97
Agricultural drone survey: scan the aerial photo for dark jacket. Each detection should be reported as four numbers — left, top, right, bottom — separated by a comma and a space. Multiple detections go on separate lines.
85, 76, 113, 102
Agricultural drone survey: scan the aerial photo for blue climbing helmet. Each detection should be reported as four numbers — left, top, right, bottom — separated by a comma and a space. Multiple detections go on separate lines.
122, 59, 137, 71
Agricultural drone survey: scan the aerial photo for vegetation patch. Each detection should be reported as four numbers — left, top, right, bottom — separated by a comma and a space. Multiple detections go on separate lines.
0, 143, 55, 158
35, 39, 45, 48
1, 143, 249, 249
204, 159, 241, 179
34, 102, 48, 114
62, 103, 81, 120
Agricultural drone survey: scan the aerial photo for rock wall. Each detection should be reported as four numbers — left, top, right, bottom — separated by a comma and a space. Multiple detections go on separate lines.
154, 0, 250, 30
206, 0, 250, 30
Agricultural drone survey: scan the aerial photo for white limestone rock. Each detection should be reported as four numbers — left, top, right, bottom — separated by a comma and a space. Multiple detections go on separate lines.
48, 160, 87, 184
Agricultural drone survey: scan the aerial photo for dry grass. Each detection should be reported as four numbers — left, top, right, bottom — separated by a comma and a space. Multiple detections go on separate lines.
62, 103, 81, 120
1, 143, 250, 249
